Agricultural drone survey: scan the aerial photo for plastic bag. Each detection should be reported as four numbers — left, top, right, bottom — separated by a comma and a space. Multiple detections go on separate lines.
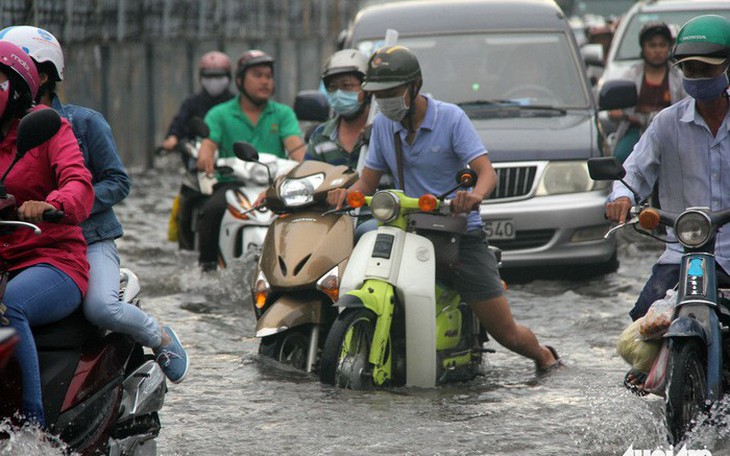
616, 318, 662, 373
643, 340, 670, 396
638, 289, 677, 340
167, 194, 180, 242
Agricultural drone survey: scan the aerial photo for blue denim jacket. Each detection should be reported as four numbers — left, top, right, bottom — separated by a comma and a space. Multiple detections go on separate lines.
51, 95, 131, 244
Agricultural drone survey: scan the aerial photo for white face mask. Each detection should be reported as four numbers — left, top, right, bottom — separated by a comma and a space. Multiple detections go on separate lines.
377, 92, 409, 122
201, 76, 230, 97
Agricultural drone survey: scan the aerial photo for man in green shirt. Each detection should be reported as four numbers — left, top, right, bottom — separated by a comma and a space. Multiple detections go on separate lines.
196, 49, 304, 271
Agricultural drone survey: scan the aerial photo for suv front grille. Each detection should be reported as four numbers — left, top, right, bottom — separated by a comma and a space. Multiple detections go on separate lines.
485, 166, 537, 201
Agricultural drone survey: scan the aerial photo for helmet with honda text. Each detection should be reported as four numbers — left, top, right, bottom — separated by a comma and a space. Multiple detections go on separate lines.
672, 14, 730, 66
199, 51, 231, 78
0, 26, 64, 81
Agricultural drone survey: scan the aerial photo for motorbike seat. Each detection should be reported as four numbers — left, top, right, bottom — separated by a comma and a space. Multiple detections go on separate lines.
32, 309, 105, 350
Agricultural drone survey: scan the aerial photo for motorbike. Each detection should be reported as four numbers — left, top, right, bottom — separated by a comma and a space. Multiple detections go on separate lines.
236, 142, 359, 372
318, 169, 490, 389
217, 144, 297, 268
0, 109, 166, 455
589, 156, 730, 444
165, 116, 217, 251
0, 327, 18, 371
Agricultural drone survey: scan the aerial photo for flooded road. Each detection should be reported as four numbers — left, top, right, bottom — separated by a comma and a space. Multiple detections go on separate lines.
6, 156, 730, 455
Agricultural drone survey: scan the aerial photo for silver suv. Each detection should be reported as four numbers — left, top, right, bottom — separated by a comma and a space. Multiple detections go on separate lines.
342, 0, 620, 274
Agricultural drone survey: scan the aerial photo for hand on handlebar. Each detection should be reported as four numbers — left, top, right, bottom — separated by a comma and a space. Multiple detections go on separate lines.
605, 197, 632, 224
254, 190, 267, 209
18, 201, 57, 223
327, 188, 348, 210
451, 190, 483, 214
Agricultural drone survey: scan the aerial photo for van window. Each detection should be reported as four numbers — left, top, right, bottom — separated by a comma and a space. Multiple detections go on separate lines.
615, 10, 730, 61
358, 32, 589, 114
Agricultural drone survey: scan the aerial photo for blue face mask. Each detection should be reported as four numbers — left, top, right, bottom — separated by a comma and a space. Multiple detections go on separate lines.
683, 72, 730, 101
326, 89, 361, 116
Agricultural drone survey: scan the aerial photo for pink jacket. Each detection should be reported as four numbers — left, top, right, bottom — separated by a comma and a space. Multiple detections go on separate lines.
0, 106, 94, 295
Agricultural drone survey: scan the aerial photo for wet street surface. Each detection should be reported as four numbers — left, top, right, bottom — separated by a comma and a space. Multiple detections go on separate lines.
4, 157, 730, 455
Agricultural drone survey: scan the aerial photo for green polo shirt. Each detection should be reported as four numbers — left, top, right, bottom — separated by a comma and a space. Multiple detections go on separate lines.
204, 94, 302, 161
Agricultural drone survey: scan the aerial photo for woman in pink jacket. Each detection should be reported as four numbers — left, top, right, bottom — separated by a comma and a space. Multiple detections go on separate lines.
0, 42, 93, 427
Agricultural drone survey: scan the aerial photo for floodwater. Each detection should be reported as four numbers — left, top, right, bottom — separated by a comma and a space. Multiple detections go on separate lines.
4, 156, 730, 456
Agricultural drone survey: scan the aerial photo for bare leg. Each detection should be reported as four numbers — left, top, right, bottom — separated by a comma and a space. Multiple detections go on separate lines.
470, 295, 557, 370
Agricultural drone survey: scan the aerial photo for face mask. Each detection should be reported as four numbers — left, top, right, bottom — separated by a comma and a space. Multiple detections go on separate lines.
377, 92, 409, 122
201, 76, 230, 97
326, 89, 361, 116
683, 72, 730, 101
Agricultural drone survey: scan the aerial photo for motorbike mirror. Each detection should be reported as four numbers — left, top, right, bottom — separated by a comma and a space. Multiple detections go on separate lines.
294, 90, 329, 122
187, 116, 209, 139
455, 169, 478, 187
233, 142, 260, 162
598, 80, 637, 111
16, 109, 62, 159
587, 157, 625, 181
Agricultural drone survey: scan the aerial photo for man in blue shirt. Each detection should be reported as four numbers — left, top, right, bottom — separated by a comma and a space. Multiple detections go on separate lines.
328, 45, 561, 373
606, 15, 730, 321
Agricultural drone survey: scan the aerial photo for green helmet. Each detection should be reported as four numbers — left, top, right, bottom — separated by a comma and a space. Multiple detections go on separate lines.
361, 45, 421, 91
673, 14, 730, 66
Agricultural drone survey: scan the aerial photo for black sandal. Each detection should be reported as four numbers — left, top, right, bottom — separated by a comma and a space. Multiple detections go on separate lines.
536, 345, 564, 375
623, 368, 648, 396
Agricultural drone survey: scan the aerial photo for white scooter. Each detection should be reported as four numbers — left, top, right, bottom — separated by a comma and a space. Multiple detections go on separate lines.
217, 143, 297, 268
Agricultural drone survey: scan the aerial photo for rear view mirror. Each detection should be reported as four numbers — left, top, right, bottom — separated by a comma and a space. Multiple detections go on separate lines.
588, 157, 625, 181
598, 80, 637, 111
294, 90, 329, 122
16, 109, 62, 158
233, 142, 260, 162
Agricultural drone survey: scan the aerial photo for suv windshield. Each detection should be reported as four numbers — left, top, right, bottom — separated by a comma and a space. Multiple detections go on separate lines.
356, 32, 590, 116
615, 9, 730, 61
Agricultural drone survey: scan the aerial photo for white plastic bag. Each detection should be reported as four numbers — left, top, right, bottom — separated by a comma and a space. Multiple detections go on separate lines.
638, 289, 677, 340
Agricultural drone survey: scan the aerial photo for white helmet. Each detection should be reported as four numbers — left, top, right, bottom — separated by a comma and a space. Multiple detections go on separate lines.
322, 49, 368, 83
0, 26, 64, 81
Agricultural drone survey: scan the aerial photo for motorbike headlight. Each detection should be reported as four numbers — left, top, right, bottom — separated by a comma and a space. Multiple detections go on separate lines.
675, 211, 712, 248
279, 173, 325, 207
535, 161, 601, 196
370, 191, 400, 223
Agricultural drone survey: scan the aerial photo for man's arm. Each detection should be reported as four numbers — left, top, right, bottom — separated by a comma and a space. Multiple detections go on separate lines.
284, 135, 306, 162
327, 166, 383, 209
197, 138, 218, 174
451, 154, 495, 214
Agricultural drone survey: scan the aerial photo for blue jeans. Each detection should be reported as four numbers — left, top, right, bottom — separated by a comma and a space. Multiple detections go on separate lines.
3, 264, 81, 426
83, 240, 161, 348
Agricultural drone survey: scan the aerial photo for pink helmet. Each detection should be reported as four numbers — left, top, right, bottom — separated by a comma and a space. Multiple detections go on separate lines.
0, 41, 39, 100
199, 51, 231, 77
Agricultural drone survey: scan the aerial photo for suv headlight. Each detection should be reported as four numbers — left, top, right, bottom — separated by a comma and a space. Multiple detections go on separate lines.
279, 173, 325, 207
675, 211, 712, 248
371, 191, 400, 222
535, 161, 605, 196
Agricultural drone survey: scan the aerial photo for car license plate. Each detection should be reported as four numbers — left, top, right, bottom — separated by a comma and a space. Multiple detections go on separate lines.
483, 220, 515, 240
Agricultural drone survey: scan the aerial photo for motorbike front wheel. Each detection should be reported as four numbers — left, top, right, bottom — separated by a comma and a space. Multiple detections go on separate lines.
259, 329, 310, 370
664, 340, 708, 444
319, 308, 377, 389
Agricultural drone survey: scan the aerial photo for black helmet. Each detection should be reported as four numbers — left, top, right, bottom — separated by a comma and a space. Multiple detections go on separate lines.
639, 22, 673, 47
235, 50, 274, 79
672, 15, 730, 66
361, 45, 421, 92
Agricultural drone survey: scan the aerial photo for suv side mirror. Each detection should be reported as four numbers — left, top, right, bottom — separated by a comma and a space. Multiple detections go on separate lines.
598, 79, 637, 111
294, 90, 330, 122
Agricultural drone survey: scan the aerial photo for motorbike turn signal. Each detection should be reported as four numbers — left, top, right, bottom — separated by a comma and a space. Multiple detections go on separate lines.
418, 194, 438, 212
638, 208, 660, 230
347, 191, 365, 208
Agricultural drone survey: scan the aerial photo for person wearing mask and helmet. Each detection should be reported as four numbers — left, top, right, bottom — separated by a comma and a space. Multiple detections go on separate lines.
605, 15, 730, 391
609, 22, 686, 164
0, 40, 93, 427
0, 25, 189, 387
162, 51, 234, 152
196, 50, 304, 271
327, 45, 562, 375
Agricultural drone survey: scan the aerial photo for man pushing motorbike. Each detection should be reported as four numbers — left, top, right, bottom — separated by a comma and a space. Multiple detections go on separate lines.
605, 15, 730, 389
327, 45, 561, 374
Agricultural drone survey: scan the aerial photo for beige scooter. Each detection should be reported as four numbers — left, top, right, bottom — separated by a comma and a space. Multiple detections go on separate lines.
240, 145, 358, 373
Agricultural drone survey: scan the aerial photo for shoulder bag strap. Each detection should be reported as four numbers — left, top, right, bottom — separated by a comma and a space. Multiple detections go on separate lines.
394, 131, 405, 193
